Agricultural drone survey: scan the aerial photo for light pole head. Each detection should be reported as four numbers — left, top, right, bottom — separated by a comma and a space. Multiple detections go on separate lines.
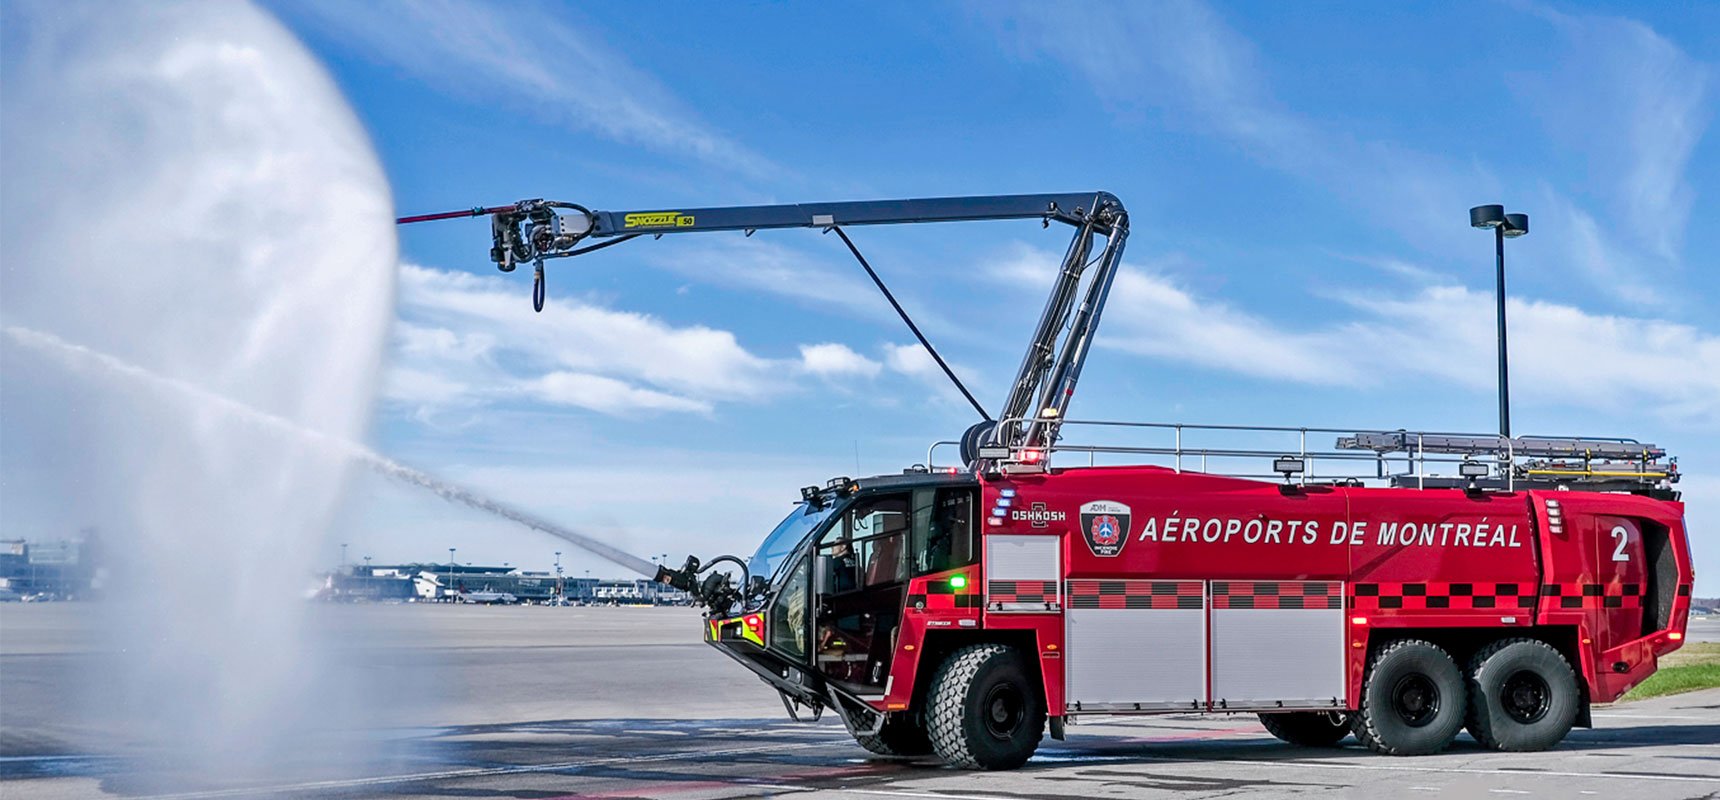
1502, 213, 1529, 238
1470, 204, 1506, 229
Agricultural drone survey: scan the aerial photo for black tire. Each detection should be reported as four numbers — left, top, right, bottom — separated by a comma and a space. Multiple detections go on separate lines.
854, 713, 933, 757
926, 644, 1045, 770
1352, 639, 1466, 755
1464, 638, 1579, 752
1259, 711, 1351, 747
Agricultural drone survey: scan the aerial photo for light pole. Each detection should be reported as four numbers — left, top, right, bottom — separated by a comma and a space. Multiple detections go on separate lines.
447, 547, 456, 601
1469, 204, 1529, 440
554, 551, 563, 598
340, 542, 348, 567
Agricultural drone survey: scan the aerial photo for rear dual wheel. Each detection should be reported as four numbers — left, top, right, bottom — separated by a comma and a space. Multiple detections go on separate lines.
1464, 638, 1579, 752
1355, 637, 1580, 755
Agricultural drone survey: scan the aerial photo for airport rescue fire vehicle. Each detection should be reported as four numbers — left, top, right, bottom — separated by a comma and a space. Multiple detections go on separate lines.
400, 192, 1695, 770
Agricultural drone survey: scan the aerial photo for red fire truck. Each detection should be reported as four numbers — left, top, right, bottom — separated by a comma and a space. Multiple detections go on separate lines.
404, 192, 1694, 769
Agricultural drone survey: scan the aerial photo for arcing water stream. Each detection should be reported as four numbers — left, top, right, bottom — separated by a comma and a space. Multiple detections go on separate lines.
4, 325, 659, 579
0, 0, 651, 777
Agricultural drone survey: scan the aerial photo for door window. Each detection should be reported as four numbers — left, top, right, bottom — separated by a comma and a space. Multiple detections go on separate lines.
769, 556, 810, 660
818, 494, 910, 594
814, 492, 911, 690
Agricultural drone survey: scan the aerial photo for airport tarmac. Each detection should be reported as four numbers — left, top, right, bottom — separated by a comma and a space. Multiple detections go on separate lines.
3, 604, 1717, 799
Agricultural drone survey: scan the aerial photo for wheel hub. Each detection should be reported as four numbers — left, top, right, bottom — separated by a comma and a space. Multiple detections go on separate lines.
983, 685, 1025, 739
1501, 670, 1551, 725
1391, 673, 1441, 728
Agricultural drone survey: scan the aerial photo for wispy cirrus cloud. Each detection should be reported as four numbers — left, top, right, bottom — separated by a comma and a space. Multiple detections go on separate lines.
989, 0, 1710, 307
991, 0, 1494, 256
1519, 6, 1712, 263
283, 0, 771, 175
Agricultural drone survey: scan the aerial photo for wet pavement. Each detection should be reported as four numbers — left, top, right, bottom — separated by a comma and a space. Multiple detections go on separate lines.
4, 604, 1717, 799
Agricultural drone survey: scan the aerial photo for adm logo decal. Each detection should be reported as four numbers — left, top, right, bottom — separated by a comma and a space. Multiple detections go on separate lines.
1080, 500, 1131, 557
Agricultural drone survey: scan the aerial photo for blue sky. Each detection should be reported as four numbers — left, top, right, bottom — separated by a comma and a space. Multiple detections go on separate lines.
266, 1, 1718, 590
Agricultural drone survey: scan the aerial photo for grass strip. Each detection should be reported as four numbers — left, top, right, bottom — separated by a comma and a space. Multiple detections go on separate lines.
1621, 642, 1720, 701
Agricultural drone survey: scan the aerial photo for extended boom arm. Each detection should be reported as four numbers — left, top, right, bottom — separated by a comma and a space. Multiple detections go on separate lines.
399, 191, 1130, 465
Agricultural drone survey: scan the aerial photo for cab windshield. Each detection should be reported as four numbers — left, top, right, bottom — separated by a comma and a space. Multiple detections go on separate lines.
748, 501, 834, 583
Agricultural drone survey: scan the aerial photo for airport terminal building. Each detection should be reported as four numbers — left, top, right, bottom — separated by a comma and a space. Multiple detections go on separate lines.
318, 563, 689, 605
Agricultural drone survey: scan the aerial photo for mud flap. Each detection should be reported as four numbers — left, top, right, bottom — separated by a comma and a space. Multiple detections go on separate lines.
1049, 717, 1066, 741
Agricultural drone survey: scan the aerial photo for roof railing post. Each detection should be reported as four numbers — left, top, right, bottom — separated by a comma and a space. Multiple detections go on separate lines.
1506, 437, 1515, 492
1300, 429, 1309, 482
1416, 433, 1425, 490
1174, 425, 1183, 474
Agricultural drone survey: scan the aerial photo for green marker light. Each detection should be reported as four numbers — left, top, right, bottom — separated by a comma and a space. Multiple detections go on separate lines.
949, 574, 968, 590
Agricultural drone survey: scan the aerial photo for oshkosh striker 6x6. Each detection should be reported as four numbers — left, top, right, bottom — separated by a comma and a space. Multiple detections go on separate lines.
406, 192, 1694, 769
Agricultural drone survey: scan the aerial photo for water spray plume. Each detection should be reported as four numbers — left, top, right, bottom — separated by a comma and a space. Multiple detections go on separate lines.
3, 325, 659, 579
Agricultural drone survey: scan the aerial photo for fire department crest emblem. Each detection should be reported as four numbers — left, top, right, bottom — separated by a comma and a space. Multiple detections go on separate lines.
1079, 500, 1131, 557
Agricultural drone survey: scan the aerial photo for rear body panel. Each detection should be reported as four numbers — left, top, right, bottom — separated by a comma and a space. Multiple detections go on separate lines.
917, 466, 1690, 718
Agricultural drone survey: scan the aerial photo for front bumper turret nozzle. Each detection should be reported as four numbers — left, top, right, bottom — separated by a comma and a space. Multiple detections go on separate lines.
655, 554, 749, 613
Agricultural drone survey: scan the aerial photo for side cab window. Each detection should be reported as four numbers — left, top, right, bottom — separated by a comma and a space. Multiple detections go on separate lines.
912, 486, 977, 577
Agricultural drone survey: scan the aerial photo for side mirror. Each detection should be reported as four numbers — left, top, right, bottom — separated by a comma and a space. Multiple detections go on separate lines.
814, 554, 832, 595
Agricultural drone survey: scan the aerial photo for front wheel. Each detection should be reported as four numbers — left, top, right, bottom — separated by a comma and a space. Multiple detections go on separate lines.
926, 644, 1045, 770
1465, 638, 1579, 751
1352, 638, 1466, 755
1259, 711, 1351, 747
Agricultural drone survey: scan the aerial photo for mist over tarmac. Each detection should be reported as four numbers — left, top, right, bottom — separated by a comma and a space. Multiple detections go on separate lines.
0, 0, 395, 776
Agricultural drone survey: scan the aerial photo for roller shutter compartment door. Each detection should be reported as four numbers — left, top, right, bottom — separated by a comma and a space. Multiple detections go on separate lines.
1209, 580, 1345, 710
1065, 580, 1205, 712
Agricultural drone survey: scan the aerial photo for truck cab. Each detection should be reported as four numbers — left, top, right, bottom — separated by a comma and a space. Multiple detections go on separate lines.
700, 472, 981, 748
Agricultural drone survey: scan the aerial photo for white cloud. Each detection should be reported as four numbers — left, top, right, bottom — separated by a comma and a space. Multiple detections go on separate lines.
884, 342, 938, 378
384, 264, 780, 419
880, 342, 991, 414
386, 264, 968, 420
524, 371, 711, 416
995, 245, 1720, 426
1335, 286, 1720, 426
394, 321, 494, 364
992, 245, 1356, 385
382, 366, 469, 408
400, 263, 777, 400
284, 0, 769, 174
1104, 268, 1359, 385
798, 343, 881, 378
